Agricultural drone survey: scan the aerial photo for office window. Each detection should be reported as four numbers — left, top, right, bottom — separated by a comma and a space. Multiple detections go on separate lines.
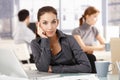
0, 0, 107, 39
19, 0, 59, 22
60, 0, 102, 35
0, 0, 14, 39
106, 0, 120, 42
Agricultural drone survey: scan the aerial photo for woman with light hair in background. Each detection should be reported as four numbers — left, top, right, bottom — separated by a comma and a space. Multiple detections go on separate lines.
72, 6, 105, 73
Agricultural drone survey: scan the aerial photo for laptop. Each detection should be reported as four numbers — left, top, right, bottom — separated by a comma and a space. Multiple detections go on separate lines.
0, 48, 60, 80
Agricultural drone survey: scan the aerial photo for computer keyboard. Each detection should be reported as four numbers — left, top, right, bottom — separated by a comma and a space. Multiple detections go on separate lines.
25, 70, 60, 80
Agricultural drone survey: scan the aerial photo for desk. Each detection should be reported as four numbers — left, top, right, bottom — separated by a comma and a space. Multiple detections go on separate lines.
105, 74, 119, 80
40, 73, 119, 80
1, 72, 118, 80
93, 51, 111, 61
0, 75, 28, 80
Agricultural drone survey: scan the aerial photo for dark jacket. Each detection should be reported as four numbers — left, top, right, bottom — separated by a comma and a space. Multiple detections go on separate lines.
30, 30, 91, 73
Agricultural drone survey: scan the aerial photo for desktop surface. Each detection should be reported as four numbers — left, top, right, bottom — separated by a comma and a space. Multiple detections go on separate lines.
0, 71, 119, 80
0, 75, 28, 80
38, 73, 119, 80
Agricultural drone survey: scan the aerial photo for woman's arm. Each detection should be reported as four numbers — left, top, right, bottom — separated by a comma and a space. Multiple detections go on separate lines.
95, 34, 105, 50
73, 35, 93, 54
50, 36, 91, 73
73, 34, 105, 54
30, 38, 51, 72
85, 34, 105, 51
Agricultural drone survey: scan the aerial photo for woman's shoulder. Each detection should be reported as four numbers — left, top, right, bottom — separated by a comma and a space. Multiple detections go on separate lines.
92, 26, 98, 30
72, 27, 81, 35
31, 37, 41, 44
64, 34, 76, 42
91, 26, 99, 33
72, 27, 80, 31
91, 26, 99, 37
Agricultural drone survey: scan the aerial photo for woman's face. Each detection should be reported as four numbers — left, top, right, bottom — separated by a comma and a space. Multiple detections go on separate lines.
86, 13, 99, 26
39, 12, 59, 37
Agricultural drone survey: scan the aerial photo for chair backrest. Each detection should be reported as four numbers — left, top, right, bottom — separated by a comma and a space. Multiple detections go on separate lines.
110, 38, 120, 74
13, 43, 30, 61
0, 40, 30, 62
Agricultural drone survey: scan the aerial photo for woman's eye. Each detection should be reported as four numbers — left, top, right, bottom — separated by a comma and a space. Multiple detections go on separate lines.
52, 20, 57, 24
43, 22, 47, 25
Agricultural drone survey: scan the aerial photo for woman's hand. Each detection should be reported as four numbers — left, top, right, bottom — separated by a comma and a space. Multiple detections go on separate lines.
36, 22, 48, 38
48, 66, 52, 73
85, 46, 94, 54
86, 50, 93, 54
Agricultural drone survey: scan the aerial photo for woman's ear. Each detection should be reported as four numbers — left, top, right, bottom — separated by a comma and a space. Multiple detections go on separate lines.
86, 15, 89, 19
37, 22, 42, 27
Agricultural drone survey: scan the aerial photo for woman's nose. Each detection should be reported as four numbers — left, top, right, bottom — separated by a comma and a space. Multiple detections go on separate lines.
47, 24, 52, 29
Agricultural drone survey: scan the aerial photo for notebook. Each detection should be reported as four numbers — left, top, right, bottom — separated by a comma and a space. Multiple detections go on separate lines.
0, 48, 60, 80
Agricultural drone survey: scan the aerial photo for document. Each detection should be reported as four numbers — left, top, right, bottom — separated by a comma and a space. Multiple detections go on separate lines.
43, 74, 99, 80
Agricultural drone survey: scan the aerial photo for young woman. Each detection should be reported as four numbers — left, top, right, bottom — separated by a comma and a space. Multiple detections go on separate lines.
72, 6, 105, 73
30, 6, 91, 73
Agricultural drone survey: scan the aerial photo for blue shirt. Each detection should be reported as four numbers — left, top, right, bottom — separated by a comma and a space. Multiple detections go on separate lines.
30, 30, 91, 73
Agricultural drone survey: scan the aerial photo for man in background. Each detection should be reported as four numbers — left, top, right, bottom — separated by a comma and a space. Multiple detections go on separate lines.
13, 9, 35, 63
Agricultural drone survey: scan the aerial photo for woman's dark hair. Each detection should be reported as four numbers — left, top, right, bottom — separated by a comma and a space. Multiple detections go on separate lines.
79, 6, 99, 26
18, 9, 29, 21
37, 6, 57, 21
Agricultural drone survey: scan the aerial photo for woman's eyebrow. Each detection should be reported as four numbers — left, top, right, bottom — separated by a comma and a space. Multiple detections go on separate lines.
52, 19, 57, 20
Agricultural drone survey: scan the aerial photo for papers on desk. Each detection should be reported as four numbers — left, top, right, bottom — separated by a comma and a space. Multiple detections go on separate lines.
43, 74, 99, 80
0, 75, 28, 80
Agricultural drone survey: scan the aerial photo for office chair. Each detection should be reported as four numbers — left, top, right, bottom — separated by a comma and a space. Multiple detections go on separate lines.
0, 40, 30, 64
13, 43, 30, 64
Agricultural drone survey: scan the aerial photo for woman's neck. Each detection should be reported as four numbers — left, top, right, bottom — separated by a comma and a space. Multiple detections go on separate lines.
49, 34, 58, 43
49, 33, 61, 56
85, 20, 91, 25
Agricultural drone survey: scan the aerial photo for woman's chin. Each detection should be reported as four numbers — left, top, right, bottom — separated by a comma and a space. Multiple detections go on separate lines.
46, 32, 56, 37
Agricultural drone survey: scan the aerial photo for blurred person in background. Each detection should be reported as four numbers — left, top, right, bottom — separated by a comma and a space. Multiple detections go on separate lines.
72, 6, 105, 73
13, 9, 35, 63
